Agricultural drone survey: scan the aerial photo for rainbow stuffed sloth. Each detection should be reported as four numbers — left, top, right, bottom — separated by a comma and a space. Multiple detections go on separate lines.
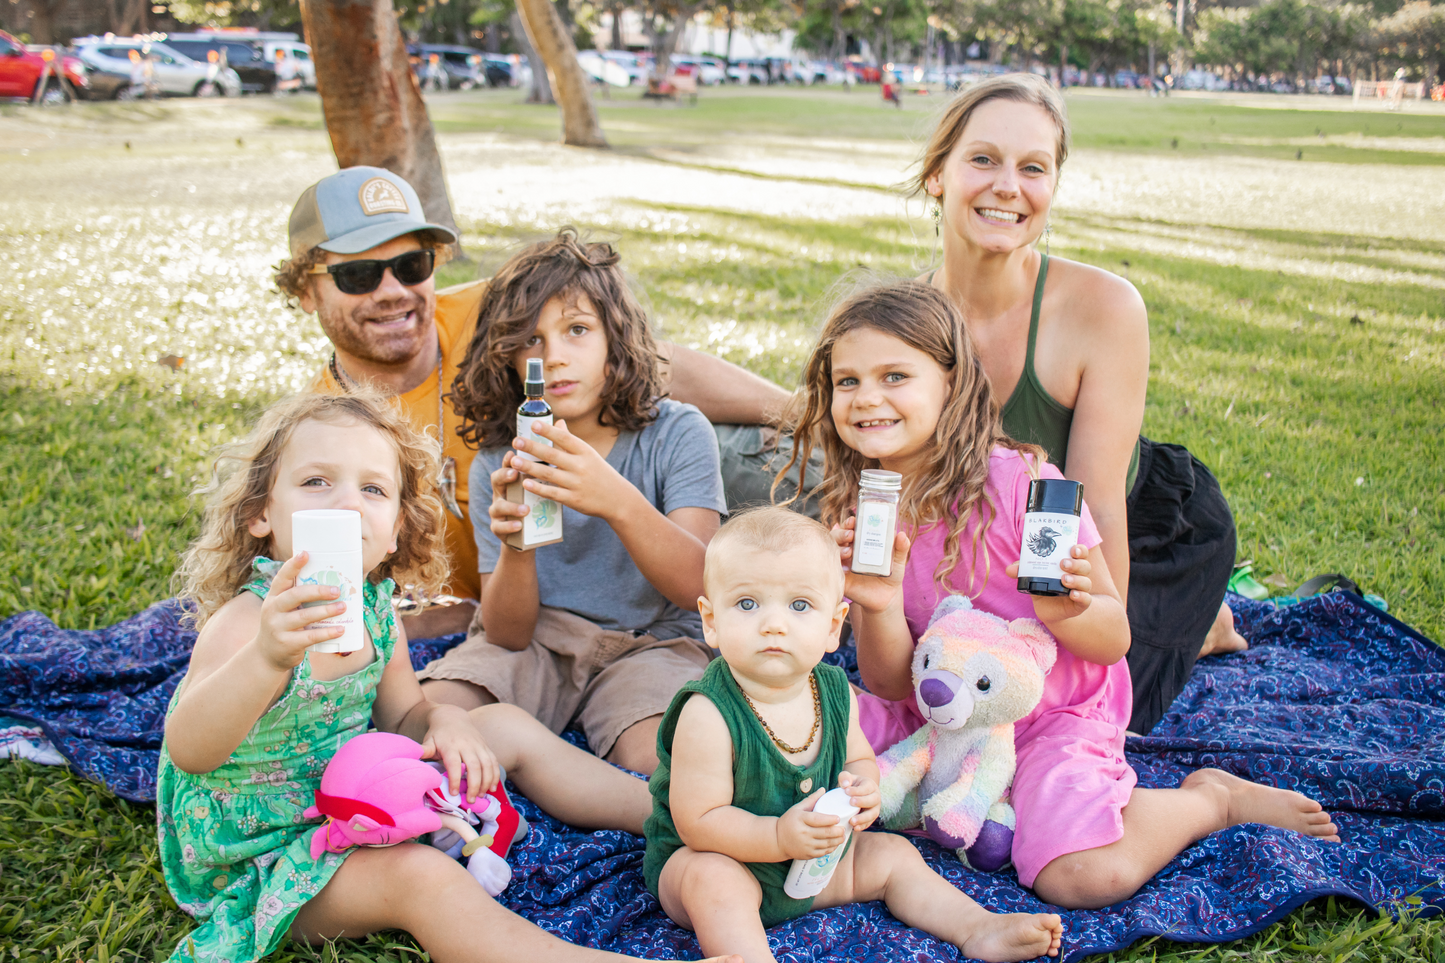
877, 595, 1057, 871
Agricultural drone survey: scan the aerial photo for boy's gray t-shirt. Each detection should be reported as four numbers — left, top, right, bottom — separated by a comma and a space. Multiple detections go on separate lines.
470, 399, 726, 641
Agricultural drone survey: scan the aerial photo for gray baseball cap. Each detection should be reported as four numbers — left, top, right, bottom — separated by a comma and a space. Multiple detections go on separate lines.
288, 166, 458, 258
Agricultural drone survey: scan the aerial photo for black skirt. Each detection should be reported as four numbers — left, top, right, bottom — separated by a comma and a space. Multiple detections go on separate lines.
1124, 437, 1237, 734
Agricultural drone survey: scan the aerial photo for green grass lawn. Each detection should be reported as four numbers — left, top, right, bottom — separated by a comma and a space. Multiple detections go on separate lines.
0, 88, 1442, 961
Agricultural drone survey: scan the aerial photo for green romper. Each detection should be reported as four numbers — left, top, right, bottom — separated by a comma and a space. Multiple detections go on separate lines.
643, 658, 853, 927
156, 558, 397, 962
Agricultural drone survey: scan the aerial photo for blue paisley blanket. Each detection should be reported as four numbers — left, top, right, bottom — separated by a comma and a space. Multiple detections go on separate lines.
1, 592, 1441, 961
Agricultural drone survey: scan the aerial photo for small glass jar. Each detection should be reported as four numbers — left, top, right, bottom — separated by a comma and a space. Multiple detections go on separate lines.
851, 469, 902, 577
1017, 478, 1084, 596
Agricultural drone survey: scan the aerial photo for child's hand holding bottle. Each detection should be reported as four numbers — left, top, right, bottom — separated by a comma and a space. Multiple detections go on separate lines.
254, 552, 347, 670
775, 788, 850, 859
1006, 543, 1095, 626
837, 769, 880, 833
831, 516, 912, 615
488, 452, 531, 540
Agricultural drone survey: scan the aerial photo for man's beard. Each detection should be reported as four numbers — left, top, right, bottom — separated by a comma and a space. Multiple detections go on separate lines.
318, 294, 432, 367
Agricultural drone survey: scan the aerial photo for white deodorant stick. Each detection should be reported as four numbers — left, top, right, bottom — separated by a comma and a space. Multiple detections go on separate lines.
292, 510, 364, 654
782, 787, 861, 899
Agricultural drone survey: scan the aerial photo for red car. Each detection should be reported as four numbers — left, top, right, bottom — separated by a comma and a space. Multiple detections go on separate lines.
0, 29, 88, 101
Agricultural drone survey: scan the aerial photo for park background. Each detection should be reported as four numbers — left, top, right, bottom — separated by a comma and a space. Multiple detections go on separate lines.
2, 64, 1444, 963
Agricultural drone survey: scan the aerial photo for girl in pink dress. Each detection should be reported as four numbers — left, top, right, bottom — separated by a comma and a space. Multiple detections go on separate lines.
776, 280, 1339, 908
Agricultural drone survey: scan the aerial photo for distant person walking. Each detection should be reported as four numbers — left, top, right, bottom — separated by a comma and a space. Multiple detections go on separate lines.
274, 48, 301, 94
881, 74, 901, 108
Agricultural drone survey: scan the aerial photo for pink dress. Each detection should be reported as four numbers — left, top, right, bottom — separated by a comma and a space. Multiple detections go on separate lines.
857, 448, 1137, 888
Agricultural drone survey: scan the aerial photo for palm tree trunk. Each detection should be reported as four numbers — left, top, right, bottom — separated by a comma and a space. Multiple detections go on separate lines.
515, 0, 608, 148
301, 0, 464, 256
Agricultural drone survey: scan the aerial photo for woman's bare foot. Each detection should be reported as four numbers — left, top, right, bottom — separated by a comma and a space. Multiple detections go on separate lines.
1198, 602, 1248, 658
959, 912, 1063, 961
1183, 768, 1340, 841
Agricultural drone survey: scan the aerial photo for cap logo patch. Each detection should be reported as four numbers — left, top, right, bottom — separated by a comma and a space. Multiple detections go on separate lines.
358, 178, 409, 216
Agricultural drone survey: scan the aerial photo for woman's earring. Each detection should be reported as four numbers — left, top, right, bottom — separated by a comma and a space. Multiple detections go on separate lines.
930, 194, 943, 236
1043, 220, 1053, 255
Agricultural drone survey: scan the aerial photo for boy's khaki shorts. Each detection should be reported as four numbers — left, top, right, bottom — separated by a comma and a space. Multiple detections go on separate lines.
416, 606, 714, 759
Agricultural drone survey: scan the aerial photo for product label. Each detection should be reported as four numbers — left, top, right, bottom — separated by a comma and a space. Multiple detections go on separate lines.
855, 503, 894, 568
522, 488, 562, 546
296, 554, 363, 653
1017, 512, 1081, 579
515, 413, 553, 463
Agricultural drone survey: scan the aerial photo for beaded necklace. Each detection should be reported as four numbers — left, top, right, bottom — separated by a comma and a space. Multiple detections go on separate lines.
739, 672, 821, 755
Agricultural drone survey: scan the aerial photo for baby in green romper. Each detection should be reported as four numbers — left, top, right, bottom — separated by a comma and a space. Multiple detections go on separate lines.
643, 506, 1064, 963
158, 391, 688, 963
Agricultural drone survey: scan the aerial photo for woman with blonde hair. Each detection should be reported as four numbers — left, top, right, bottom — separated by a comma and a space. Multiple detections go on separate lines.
915, 73, 1245, 738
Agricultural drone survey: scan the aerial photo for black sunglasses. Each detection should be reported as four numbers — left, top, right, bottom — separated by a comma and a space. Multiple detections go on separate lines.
308, 249, 436, 296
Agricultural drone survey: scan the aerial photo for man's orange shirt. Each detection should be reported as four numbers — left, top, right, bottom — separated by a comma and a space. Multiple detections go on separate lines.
313, 280, 488, 599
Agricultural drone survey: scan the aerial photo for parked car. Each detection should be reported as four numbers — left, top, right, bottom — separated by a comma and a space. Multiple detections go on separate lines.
163, 34, 274, 93
576, 50, 632, 87
409, 44, 487, 90
726, 57, 770, 84
0, 29, 88, 101
481, 54, 514, 87
601, 50, 644, 85
73, 38, 242, 97
803, 61, 844, 85
670, 54, 725, 85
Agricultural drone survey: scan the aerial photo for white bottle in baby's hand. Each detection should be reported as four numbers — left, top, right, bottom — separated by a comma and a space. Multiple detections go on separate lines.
292, 509, 364, 654
782, 788, 861, 899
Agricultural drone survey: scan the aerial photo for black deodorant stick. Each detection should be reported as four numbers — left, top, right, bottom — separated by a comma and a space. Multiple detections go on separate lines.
1017, 478, 1084, 597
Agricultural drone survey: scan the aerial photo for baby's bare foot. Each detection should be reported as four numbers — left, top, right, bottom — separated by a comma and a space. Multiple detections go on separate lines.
960, 912, 1063, 961
1184, 768, 1340, 841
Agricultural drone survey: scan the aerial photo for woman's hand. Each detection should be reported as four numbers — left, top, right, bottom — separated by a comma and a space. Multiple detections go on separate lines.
254, 552, 344, 671
488, 452, 531, 540
510, 420, 636, 521
775, 789, 849, 860
1007, 543, 1094, 625
832, 516, 912, 614
420, 704, 500, 802
838, 770, 880, 832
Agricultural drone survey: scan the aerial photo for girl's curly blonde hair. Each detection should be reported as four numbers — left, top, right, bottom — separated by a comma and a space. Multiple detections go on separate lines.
775, 279, 1045, 594
174, 391, 450, 630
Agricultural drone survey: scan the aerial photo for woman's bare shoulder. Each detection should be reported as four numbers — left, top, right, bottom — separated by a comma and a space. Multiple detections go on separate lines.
1046, 256, 1148, 337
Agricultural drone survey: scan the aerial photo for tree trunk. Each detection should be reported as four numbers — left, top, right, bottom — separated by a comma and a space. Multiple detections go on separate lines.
645, 0, 701, 83
609, 1, 623, 49
514, 0, 607, 147
301, 0, 464, 257
725, 7, 735, 68
22, 0, 58, 44
107, 0, 146, 36
511, 10, 555, 104
830, 1, 844, 64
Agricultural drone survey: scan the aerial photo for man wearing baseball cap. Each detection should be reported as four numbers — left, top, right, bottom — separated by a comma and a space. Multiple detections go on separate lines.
276, 167, 803, 637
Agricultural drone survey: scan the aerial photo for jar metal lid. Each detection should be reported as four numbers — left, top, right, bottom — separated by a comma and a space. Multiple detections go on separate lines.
859, 469, 903, 492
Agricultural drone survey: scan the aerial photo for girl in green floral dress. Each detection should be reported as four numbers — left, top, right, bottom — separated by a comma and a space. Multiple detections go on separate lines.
161, 391, 708, 963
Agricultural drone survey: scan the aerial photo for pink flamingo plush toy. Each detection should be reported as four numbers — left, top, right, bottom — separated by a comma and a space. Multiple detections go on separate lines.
304, 731, 527, 895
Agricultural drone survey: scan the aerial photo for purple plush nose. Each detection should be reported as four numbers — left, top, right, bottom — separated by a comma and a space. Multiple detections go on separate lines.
919, 677, 956, 708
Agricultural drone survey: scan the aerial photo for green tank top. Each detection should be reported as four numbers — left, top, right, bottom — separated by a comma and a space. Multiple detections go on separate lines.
643, 659, 854, 928
997, 254, 1141, 493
